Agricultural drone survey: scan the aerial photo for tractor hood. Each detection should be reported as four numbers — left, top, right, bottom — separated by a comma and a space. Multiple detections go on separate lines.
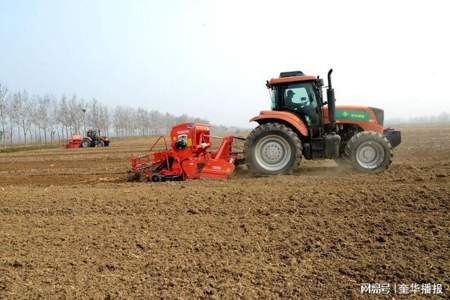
322, 105, 383, 125
335, 105, 372, 122
322, 105, 385, 133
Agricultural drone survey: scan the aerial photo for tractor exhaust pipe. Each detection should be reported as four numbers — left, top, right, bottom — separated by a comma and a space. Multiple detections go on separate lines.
323, 69, 341, 159
327, 69, 336, 131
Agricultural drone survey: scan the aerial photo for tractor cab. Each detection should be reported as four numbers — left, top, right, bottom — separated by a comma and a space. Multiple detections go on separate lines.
267, 71, 325, 136
263, 70, 341, 160
86, 129, 99, 140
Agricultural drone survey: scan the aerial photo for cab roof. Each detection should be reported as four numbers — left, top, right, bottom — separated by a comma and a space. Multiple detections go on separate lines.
268, 75, 317, 87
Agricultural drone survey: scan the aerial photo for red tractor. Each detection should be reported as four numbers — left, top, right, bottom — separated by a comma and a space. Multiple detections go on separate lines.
65, 129, 110, 148
80, 129, 110, 148
244, 69, 401, 174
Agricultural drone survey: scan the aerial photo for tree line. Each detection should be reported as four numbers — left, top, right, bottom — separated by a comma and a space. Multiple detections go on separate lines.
386, 112, 450, 125
0, 83, 210, 145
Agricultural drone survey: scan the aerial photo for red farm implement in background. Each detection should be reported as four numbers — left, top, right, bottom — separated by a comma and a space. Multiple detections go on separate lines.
64, 134, 83, 148
128, 123, 244, 182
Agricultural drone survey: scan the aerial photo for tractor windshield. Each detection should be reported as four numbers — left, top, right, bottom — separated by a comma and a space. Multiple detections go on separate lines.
282, 82, 317, 110
282, 82, 320, 126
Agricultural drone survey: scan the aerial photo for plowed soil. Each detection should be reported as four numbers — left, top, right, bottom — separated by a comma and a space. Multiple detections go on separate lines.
1, 125, 449, 299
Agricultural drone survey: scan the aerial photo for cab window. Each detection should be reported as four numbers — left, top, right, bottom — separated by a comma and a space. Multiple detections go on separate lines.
270, 88, 277, 109
286, 87, 309, 105
283, 83, 317, 110
282, 82, 320, 127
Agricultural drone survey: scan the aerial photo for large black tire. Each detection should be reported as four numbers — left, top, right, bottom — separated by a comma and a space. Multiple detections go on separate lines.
81, 138, 91, 148
344, 131, 393, 173
96, 140, 105, 147
244, 123, 302, 175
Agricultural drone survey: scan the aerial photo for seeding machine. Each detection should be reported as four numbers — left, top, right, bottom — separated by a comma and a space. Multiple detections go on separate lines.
128, 123, 245, 181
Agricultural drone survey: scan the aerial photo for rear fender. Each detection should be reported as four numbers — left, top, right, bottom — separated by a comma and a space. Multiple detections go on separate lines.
250, 111, 308, 137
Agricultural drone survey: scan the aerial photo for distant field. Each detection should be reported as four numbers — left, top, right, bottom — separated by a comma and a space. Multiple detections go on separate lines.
0, 125, 449, 298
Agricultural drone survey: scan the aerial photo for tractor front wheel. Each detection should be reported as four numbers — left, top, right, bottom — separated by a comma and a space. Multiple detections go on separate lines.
345, 131, 393, 173
244, 123, 302, 175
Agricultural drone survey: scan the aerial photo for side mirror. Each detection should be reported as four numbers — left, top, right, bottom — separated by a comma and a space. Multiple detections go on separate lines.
317, 78, 324, 87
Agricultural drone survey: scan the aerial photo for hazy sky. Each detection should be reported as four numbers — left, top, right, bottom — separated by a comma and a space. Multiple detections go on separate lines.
1, 0, 449, 127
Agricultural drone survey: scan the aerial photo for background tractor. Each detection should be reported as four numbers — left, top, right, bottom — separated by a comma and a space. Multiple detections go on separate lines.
65, 129, 110, 148
81, 129, 110, 148
244, 69, 401, 174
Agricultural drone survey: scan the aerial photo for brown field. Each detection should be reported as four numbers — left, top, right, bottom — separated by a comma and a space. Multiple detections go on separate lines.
0, 125, 449, 299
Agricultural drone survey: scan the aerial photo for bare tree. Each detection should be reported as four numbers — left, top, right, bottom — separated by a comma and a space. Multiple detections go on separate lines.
112, 106, 123, 136
67, 95, 84, 134
48, 96, 59, 143
57, 95, 70, 139
98, 104, 109, 135
10, 91, 24, 143
34, 95, 52, 143
87, 98, 100, 130
136, 107, 147, 136
0, 84, 8, 147
15, 91, 33, 144
29, 96, 40, 143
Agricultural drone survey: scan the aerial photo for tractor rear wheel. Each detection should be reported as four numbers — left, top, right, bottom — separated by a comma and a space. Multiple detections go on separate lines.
244, 123, 302, 175
81, 138, 90, 148
345, 131, 393, 173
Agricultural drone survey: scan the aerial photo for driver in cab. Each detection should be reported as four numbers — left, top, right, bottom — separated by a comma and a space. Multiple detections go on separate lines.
284, 89, 313, 125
